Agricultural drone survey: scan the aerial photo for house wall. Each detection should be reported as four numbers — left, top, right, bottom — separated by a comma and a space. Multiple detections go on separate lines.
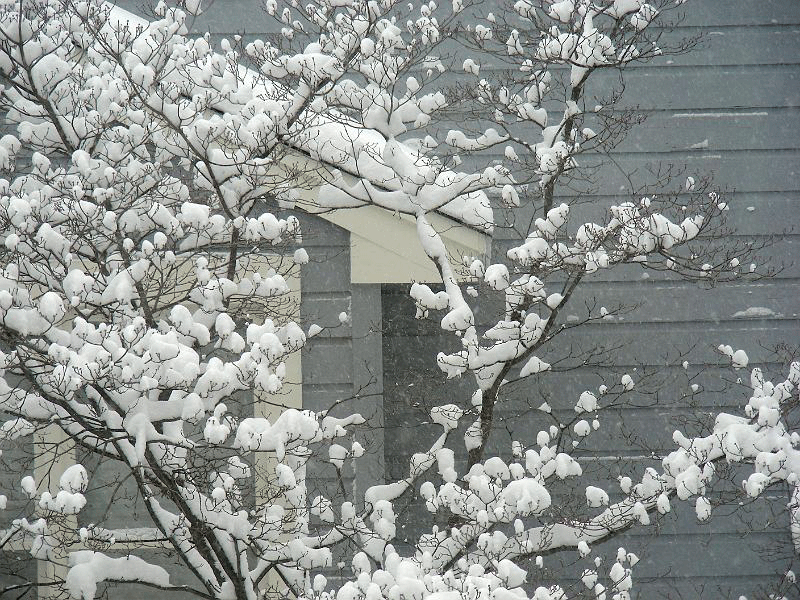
381, 2, 800, 598
331, 0, 800, 595
296, 213, 385, 509
1, 1, 797, 598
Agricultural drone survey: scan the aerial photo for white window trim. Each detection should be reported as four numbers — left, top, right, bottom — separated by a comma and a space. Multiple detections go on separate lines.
27, 256, 302, 598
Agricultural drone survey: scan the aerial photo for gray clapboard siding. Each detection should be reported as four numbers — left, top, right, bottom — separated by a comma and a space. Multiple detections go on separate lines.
673, 0, 800, 26
455, 151, 800, 194
651, 25, 800, 67
535, 281, 800, 323
0, 437, 34, 518
624, 110, 800, 151
303, 339, 354, 384
517, 406, 759, 454
487, 247, 800, 282
141, 0, 800, 33
381, 305, 793, 599
537, 193, 799, 234
496, 369, 780, 410
350, 284, 386, 493
383, 283, 800, 335
299, 215, 354, 395
204, 26, 800, 71
77, 454, 155, 529
428, 64, 800, 109
593, 65, 800, 109
460, 30, 800, 72
437, 109, 800, 152
390, 321, 799, 366
381, 0, 800, 577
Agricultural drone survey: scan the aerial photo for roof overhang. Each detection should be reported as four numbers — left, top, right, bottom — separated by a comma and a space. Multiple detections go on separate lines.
102, 1, 492, 283
322, 206, 489, 284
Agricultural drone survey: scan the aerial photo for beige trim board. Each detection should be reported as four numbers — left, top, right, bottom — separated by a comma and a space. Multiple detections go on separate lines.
33, 425, 74, 599
323, 206, 490, 284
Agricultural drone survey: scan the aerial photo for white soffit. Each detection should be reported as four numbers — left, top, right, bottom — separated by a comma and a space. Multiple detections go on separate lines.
322, 207, 490, 284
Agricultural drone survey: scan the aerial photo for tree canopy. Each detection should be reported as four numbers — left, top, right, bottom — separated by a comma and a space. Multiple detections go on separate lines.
0, 1, 796, 599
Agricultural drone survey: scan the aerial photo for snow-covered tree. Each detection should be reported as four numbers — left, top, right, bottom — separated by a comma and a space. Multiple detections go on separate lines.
0, 0, 512, 596
0, 0, 484, 597
0, 1, 796, 600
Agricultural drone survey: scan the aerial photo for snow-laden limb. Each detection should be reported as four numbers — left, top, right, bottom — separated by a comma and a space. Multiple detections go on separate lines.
667, 361, 800, 503
103, 0, 495, 232
66, 553, 170, 600
414, 435, 663, 568
348, 360, 798, 600
416, 213, 474, 333
456, 1, 690, 206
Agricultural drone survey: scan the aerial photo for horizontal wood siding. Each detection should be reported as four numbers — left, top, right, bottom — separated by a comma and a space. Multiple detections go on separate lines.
381, 1, 800, 597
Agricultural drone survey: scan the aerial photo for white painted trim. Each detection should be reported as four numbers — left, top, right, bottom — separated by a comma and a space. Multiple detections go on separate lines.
251, 262, 302, 600
33, 426, 73, 599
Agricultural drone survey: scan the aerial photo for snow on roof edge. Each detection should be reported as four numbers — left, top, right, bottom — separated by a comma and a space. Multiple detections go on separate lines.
101, 1, 494, 237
